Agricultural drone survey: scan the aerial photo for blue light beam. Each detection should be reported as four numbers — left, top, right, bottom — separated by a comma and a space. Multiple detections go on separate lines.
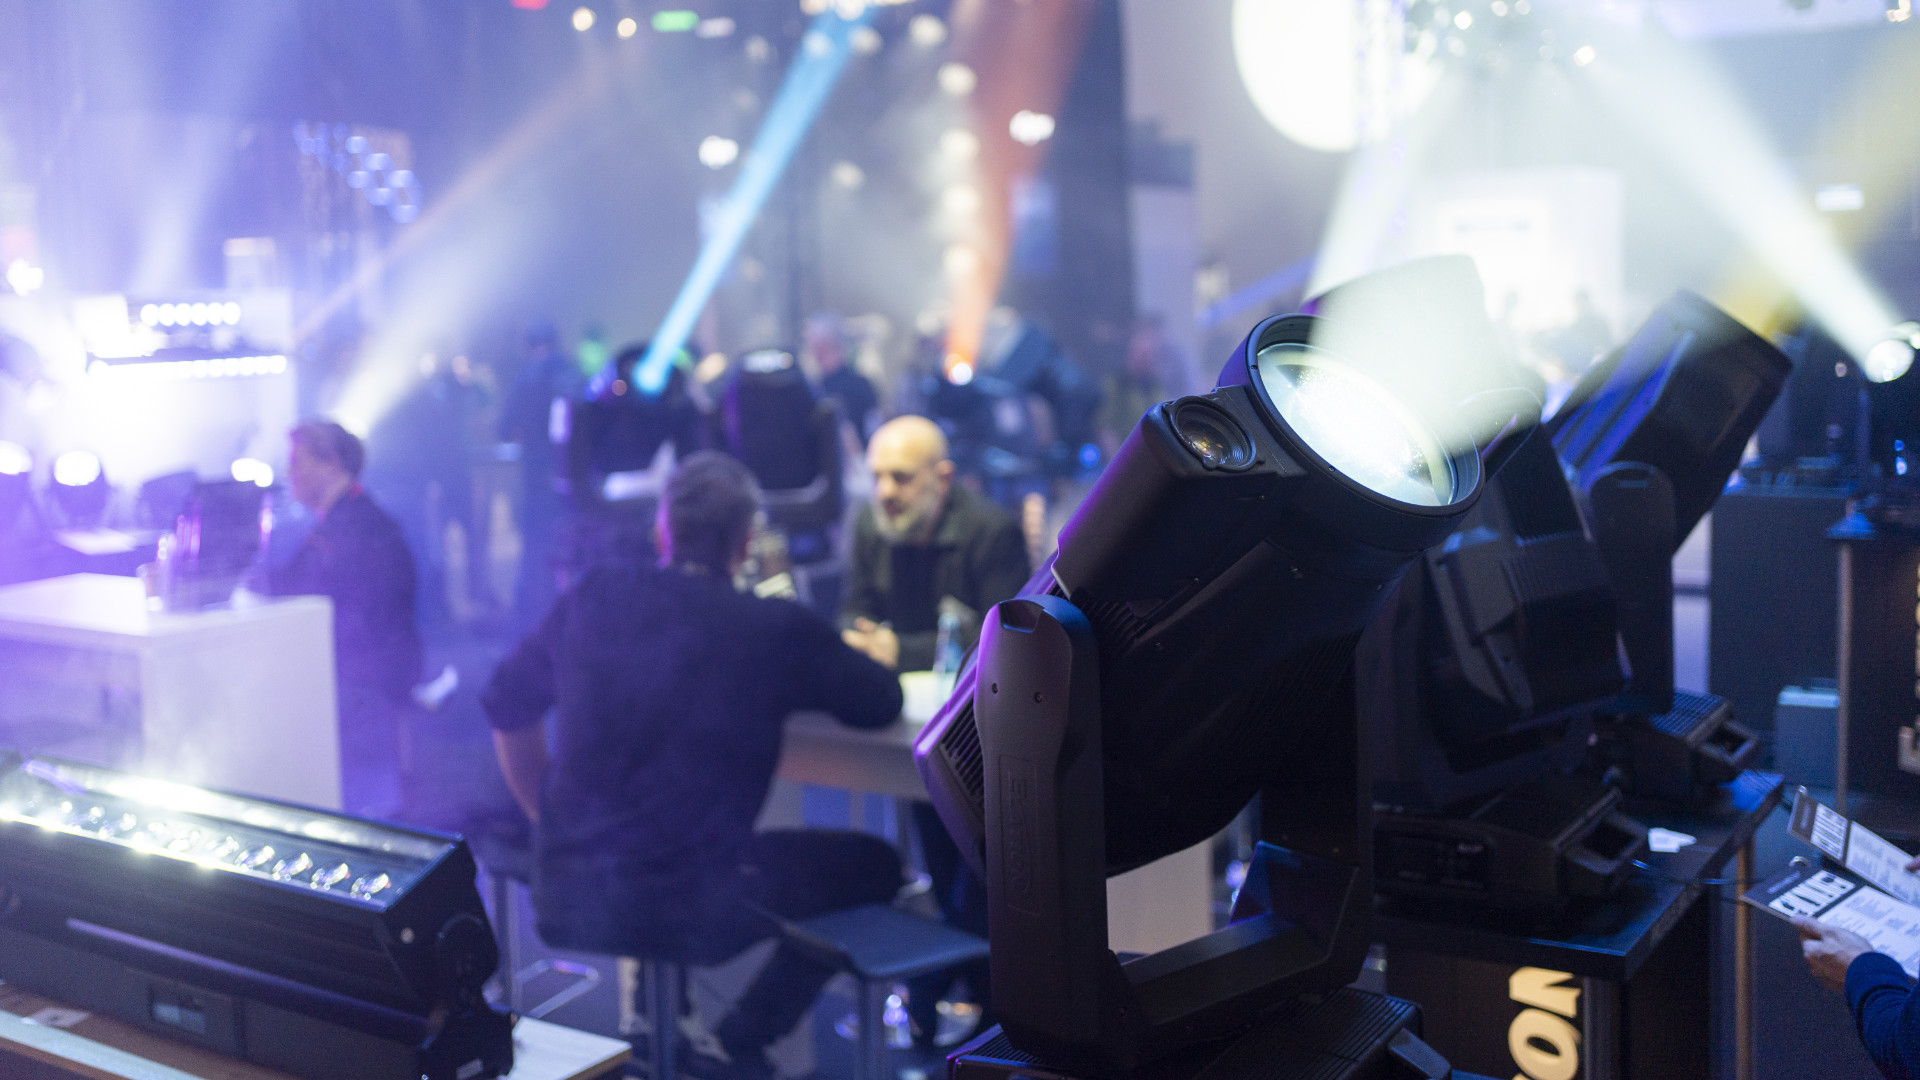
635, 9, 872, 395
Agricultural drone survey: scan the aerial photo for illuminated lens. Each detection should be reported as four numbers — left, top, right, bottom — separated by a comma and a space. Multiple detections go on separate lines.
52, 450, 102, 487
0, 442, 30, 476
1254, 343, 1455, 506
1866, 337, 1915, 384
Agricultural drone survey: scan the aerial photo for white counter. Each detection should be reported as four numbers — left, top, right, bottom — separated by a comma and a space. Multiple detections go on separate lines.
0, 573, 341, 810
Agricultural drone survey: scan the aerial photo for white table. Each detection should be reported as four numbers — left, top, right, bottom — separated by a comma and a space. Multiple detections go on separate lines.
773, 674, 1214, 956
0, 573, 341, 810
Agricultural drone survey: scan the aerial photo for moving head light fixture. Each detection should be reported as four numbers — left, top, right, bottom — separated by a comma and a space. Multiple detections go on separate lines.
916, 258, 1529, 1077
1549, 290, 1792, 801
0, 754, 514, 1080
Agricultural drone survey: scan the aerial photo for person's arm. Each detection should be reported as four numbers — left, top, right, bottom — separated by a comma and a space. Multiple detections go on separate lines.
1800, 917, 1920, 1078
481, 597, 565, 819
1848, 952, 1920, 1078
492, 727, 546, 823
791, 607, 904, 729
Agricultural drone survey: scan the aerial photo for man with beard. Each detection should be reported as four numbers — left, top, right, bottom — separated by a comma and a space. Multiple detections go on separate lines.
841, 415, 1030, 672
839, 414, 1029, 1046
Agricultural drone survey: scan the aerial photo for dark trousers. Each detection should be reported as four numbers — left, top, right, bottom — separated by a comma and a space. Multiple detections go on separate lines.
701, 830, 903, 1055
907, 802, 992, 1037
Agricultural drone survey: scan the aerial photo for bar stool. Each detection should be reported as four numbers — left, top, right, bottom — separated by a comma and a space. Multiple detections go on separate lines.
466, 817, 605, 1019
774, 904, 991, 1080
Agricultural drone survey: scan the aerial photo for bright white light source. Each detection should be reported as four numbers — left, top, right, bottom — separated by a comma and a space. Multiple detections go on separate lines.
5, 259, 44, 296
1454, 10, 1473, 29
1491, 1, 1510, 14
830, 161, 866, 189
190, 303, 209, 326
940, 128, 979, 160
948, 360, 975, 385
803, 30, 832, 56
942, 184, 982, 216
1865, 337, 1915, 384
699, 136, 740, 169
1233, 0, 1440, 152
53, 451, 102, 488
572, 6, 595, 31
223, 301, 242, 324
937, 62, 977, 97
230, 458, 275, 488
1256, 343, 1455, 506
909, 14, 947, 46
617, 16, 638, 37
1573, 44, 1596, 66
1815, 183, 1865, 213
850, 26, 883, 54
0, 442, 30, 477
696, 17, 735, 37
1890, 0, 1912, 22
943, 244, 980, 278
1008, 110, 1056, 146
745, 36, 772, 62
140, 304, 159, 326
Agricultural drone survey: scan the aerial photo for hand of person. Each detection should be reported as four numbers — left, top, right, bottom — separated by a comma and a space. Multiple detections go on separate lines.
842, 618, 900, 669
1795, 916, 1877, 992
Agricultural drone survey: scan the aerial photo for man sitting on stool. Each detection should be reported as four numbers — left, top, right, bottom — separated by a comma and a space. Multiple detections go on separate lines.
484, 451, 904, 1080
840, 415, 1030, 1045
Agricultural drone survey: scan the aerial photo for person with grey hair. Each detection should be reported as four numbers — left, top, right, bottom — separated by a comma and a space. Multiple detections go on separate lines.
272, 419, 422, 817
483, 450, 903, 1080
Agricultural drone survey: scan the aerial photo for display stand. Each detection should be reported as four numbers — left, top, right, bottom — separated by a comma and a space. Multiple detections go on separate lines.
1376, 771, 1783, 1080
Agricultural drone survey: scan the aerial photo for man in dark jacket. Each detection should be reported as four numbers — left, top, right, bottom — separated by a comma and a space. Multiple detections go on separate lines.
274, 420, 423, 817
1798, 855, 1920, 1078
841, 415, 1031, 672
840, 414, 1029, 1045
484, 451, 903, 1080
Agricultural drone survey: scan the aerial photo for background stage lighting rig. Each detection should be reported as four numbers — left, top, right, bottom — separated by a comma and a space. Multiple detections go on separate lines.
0, 754, 514, 1080
1548, 291, 1792, 803
916, 258, 1526, 1079
1363, 429, 1649, 907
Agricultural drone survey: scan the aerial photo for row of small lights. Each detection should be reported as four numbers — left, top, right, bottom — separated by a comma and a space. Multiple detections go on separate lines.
140, 302, 243, 328
86, 355, 289, 383
0, 442, 277, 490
569, 7, 734, 38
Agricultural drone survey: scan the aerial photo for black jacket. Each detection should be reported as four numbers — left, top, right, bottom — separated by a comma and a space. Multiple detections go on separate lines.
843, 484, 1032, 671
272, 489, 422, 703
482, 564, 901, 953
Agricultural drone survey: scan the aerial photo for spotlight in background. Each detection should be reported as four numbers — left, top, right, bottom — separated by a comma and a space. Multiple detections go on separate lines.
940, 128, 979, 160
696, 17, 735, 38
5, 259, 45, 296
0, 442, 31, 477
229, 458, 275, 488
617, 16, 637, 37
829, 160, 865, 189
850, 25, 883, 55
1865, 330, 1917, 384
51, 450, 110, 526
1007, 110, 1056, 146
698, 135, 740, 169
909, 14, 947, 46
652, 10, 698, 33
571, 6, 594, 31
937, 62, 977, 97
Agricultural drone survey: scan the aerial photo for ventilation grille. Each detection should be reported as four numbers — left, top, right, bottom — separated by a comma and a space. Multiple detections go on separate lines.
941, 700, 985, 799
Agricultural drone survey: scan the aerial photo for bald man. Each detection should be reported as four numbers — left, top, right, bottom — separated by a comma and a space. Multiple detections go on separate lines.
841, 415, 1031, 672
842, 415, 1028, 1045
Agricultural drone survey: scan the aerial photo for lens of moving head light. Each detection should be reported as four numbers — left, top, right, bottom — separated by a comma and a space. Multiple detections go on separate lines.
1864, 322, 1920, 384
1169, 399, 1254, 470
1254, 341, 1456, 506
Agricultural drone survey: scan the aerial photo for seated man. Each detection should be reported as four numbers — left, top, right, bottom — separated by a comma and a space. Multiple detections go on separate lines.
841, 414, 1031, 671
273, 419, 422, 818
840, 414, 1030, 1044
484, 451, 904, 1080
